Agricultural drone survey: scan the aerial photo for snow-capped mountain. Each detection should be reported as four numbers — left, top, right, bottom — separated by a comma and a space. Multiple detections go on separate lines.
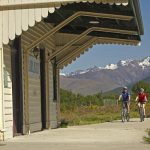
139, 57, 150, 69
61, 57, 150, 76
60, 57, 150, 95
60, 72, 67, 76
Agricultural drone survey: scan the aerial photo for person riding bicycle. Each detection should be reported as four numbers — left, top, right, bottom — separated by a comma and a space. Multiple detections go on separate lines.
118, 87, 131, 114
135, 88, 148, 117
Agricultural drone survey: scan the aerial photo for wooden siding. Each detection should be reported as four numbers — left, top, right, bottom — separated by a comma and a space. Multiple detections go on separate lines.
3, 45, 13, 139
28, 55, 42, 132
0, 47, 4, 141
21, 21, 57, 131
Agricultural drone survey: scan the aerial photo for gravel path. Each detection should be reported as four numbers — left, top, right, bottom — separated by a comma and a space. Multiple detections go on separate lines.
1, 118, 150, 150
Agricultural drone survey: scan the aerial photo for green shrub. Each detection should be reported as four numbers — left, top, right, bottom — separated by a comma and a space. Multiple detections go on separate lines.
59, 119, 69, 128
144, 129, 150, 144
60, 83, 150, 126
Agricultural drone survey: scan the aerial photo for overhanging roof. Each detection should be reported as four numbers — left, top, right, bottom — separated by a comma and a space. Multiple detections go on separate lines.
0, 0, 144, 70
39, 0, 143, 68
55, 33, 140, 69
0, 0, 129, 10
0, 0, 144, 67
0, 0, 142, 48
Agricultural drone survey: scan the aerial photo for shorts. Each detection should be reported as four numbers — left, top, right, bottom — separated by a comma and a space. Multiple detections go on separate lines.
122, 101, 130, 107
122, 101, 130, 104
138, 101, 146, 104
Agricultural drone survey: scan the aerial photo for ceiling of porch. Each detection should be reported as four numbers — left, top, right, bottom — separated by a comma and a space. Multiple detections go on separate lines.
42, 1, 143, 68
44, 1, 143, 39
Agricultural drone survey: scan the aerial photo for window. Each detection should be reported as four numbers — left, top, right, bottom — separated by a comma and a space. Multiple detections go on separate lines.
4, 68, 8, 88
34, 62, 40, 74
29, 57, 40, 74
29, 59, 33, 72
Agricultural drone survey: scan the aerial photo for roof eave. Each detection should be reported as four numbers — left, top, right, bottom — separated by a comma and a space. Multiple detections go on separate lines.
131, 0, 144, 35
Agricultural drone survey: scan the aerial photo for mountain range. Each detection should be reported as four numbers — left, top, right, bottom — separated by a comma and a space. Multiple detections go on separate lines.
60, 57, 150, 95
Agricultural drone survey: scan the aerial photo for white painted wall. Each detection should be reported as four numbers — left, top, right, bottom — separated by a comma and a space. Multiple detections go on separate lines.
3, 45, 13, 139
0, 47, 4, 140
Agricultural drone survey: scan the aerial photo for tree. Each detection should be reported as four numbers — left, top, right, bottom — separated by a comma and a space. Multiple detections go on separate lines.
132, 81, 150, 95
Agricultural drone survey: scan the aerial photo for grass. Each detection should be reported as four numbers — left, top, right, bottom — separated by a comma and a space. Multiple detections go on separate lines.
60, 102, 150, 127
61, 105, 129, 126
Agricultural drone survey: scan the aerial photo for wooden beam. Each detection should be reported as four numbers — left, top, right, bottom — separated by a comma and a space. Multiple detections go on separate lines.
25, 11, 134, 53
57, 37, 139, 68
50, 26, 138, 60
57, 37, 97, 66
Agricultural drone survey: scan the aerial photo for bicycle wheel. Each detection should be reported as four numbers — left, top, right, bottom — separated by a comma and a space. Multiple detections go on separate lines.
126, 112, 130, 122
142, 108, 144, 122
122, 108, 126, 122
140, 107, 144, 122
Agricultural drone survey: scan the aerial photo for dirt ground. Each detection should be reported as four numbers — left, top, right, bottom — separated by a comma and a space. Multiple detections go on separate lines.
1, 118, 150, 150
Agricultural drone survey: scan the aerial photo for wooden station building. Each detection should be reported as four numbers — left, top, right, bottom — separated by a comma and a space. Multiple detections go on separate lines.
0, 0, 143, 140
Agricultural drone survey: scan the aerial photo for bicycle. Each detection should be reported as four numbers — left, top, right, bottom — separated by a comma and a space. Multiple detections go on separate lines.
139, 103, 145, 122
121, 102, 130, 122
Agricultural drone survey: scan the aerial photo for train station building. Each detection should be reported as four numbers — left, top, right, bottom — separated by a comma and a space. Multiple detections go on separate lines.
0, 0, 143, 140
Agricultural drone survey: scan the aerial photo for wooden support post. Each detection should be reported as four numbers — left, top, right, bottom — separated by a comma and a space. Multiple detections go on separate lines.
22, 49, 30, 134
56, 68, 61, 125
45, 50, 50, 129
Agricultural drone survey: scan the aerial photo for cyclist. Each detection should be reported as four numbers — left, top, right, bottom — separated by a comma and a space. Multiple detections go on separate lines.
135, 88, 148, 117
118, 87, 131, 114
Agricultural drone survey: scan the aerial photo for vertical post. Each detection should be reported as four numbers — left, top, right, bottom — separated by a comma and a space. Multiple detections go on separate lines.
22, 49, 30, 134
45, 51, 50, 128
11, 36, 23, 135
56, 68, 61, 124
0, 47, 4, 133
50, 57, 59, 128
40, 46, 49, 130
52, 57, 57, 102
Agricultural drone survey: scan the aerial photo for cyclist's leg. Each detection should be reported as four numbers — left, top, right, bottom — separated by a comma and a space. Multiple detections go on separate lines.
122, 101, 125, 109
138, 102, 141, 113
121, 102, 126, 122
122, 102, 126, 115
127, 101, 130, 113
126, 101, 130, 121
138, 102, 141, 108
125, 102, 128, 113
143, 103, 146, 116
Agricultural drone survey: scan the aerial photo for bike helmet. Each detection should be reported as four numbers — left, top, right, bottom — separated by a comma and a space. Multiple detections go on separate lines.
140, 88, 144, 92
123, 86, 128, 90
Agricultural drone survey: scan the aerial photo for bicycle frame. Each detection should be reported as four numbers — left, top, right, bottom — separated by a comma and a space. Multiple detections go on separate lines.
139, 103, 145, 122
121, 102, 130, 122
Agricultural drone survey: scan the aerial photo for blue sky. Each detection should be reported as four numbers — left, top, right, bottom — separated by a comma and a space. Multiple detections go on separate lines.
61, 0, 150, 73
